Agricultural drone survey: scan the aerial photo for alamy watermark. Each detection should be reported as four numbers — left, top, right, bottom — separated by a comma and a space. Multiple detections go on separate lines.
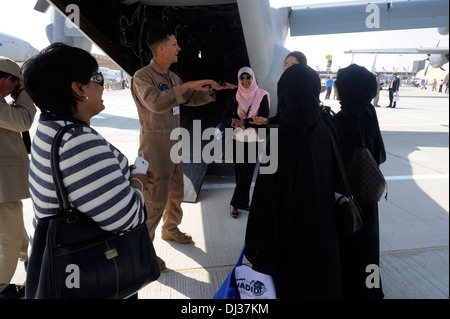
65, 264, 80, 289
65, 4, 80, 29
366, 264, 381, 289
365, 4, 381, 29
65, 262, 381, 290
170, 120, 279, 175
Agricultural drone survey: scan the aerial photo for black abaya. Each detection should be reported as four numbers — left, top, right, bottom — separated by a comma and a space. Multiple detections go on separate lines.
333, 64, 386, 299
244, 64, 342, 298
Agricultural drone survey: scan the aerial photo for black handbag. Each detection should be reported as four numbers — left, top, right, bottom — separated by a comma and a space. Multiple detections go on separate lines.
328, 124, 364, 236
345, 128, 387, 202
21, 131, 31, 154
25, 124, 160, 299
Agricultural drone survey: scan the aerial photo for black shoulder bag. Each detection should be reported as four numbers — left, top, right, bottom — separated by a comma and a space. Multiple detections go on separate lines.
26, 124, 160, 299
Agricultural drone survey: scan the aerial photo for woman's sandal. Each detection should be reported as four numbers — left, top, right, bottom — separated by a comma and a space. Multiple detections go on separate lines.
230, 206, 239, 218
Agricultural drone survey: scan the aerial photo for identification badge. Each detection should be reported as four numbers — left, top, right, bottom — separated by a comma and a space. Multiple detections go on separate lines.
173, 106, 180, 116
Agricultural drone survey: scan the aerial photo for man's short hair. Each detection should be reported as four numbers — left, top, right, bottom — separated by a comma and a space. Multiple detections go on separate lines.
0, 70, 19, 81
146, 27, 175, 55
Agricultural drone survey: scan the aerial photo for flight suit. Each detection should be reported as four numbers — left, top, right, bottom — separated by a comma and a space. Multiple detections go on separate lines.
131, 59, 215, 240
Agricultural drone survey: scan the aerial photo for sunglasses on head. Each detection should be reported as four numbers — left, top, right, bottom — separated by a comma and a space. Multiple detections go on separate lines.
239, 74, 252, 81
90, 71, 104, 87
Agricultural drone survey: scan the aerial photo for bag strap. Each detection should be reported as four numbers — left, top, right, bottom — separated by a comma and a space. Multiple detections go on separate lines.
236, 244, 246, 267
358, 127, 366, 148
328, 130, 354, 198
50, 123, 86, 220
321, 114, 354, 198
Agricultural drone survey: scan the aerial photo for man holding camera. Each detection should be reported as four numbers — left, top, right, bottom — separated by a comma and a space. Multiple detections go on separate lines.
0, 56, 36, 299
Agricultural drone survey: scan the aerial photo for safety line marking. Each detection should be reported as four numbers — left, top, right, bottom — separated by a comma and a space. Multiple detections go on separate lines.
202, 175, 449, 189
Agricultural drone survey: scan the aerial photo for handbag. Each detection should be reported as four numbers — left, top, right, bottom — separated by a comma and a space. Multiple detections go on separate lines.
25, 124, 160, 299
213, 244, 276, 299
21, 131, 31, 154
345, 128, 387, 202
328, 124, 364, 236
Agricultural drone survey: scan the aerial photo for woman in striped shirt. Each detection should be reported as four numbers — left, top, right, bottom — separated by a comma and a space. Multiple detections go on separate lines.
23, 43, 156, 258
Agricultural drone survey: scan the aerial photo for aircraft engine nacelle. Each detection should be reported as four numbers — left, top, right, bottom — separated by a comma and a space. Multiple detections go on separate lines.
438, 27, 449, 35
428, 54, 449, 68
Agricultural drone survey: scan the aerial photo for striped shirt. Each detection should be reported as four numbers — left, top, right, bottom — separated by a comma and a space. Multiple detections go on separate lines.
29, 115, 145, 242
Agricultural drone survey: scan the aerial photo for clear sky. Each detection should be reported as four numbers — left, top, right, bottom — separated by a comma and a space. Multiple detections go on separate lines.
1, 0, 448, 72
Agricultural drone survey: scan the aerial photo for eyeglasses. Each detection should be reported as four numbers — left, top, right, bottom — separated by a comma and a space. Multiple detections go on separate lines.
282, 62, 298, 70
90, 71, 104, 87
239, 75, 252, 81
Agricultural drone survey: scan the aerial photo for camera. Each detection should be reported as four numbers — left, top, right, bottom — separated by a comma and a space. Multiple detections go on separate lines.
10, 84, 22, 102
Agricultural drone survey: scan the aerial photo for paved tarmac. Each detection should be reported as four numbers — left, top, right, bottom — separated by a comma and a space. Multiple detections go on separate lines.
12, 85, 449, 300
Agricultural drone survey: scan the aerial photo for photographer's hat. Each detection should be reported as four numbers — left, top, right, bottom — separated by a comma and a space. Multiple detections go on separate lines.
0, 56, 22, 80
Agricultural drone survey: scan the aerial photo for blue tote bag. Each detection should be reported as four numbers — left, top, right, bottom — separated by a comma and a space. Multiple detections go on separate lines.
213, 244, 276, 299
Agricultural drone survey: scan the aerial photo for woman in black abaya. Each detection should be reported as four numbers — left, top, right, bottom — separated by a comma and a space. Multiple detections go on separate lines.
333, 64, 386, 299
244, 64, 342, 298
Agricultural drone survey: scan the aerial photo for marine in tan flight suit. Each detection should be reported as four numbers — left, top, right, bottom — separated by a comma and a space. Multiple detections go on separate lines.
131, 28, 235, 270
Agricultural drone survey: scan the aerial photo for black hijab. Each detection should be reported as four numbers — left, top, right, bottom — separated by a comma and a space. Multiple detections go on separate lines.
335, 64, 377, 108
277, 64, 321, 136
334, 64, 386, 165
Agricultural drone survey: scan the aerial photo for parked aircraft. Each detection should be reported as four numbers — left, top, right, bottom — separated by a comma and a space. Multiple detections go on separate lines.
99, 67, 123, 83
345, 43, 449, 73
33, 0, 449, 113
32, 0, 449, 194
0, 32, 39, 63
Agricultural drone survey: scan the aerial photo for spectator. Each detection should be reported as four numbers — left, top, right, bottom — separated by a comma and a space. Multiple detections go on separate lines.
0, 56, 36, 299
222, 67, 269, 218
244, 64, 342, 298
372, 73, 382, 107
325, 76, 334, 100
23, 43, 157, 298
333, 64, 386, 299
387, 73, 400, 108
